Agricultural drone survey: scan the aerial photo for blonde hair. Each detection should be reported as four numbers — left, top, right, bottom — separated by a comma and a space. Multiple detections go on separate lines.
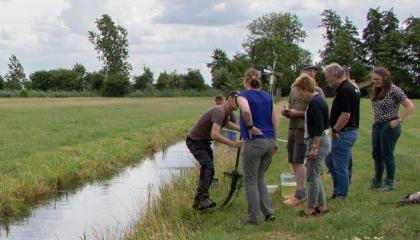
292, 74, 316, 93
244, 68, 261, 89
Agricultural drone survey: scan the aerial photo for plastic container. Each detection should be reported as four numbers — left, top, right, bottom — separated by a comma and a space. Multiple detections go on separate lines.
267, 185, 278, 193
280, 172, 296, 198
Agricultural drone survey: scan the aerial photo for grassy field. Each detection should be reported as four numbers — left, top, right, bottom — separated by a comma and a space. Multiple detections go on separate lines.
129, 99, 420, 240
0, 97, 213, 217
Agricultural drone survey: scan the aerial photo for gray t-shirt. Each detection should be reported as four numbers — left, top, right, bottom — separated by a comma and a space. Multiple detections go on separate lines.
188, 105, 229, 140
372, 85, 406, 123
288, 87, 308, 129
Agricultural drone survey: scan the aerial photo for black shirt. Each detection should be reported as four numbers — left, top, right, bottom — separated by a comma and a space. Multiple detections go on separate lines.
330, 80, 360, 130
307, 94, 329, 138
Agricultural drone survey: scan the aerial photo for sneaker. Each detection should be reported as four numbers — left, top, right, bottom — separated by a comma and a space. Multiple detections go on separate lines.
370, 178, 383, 189
192, 198, 217, 211
381, 179, 394, 191
283, 196, 304, 206
381, 185, 394, 191
265, 214, 276, 222
241, 219, 259, 225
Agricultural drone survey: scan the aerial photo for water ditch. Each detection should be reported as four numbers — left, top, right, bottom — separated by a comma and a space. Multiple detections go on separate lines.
0, 141, 195, 240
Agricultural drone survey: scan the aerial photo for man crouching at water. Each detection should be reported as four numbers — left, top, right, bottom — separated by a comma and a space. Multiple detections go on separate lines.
186, 90, 243, 211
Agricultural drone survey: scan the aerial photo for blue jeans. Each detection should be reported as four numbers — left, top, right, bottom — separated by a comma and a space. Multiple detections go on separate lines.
325, 130, 358, 197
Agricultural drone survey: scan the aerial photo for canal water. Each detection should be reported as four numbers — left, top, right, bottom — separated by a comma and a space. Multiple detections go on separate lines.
0, 141, 195, 240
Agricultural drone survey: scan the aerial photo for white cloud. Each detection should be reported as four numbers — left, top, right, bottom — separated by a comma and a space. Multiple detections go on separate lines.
213, 2, 227, 11
0, 27, 13, 41
61, 0, 110, 36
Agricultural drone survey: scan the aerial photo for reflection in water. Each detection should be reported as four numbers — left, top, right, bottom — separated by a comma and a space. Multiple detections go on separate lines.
0, 141, 194, 240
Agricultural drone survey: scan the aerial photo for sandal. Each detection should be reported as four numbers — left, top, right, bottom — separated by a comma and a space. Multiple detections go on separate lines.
315, 207, 330, 214
298, 209, 318, 217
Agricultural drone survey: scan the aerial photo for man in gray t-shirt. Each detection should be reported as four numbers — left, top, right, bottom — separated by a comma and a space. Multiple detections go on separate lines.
187, 91, 243, 211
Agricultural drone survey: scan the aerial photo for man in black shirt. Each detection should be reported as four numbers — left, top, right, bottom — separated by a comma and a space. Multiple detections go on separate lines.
324, 63, 360, 199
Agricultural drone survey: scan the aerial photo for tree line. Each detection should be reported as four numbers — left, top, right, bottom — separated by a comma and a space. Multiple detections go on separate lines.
1, 8, 419, 97
208, 8, 419, 97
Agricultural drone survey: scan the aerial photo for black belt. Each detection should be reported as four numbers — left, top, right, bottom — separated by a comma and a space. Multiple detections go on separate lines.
341, 127, 358, 132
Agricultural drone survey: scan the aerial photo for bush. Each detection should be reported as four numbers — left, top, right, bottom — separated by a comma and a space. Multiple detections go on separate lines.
19, 89, 29, 97
102, 74, 130, 97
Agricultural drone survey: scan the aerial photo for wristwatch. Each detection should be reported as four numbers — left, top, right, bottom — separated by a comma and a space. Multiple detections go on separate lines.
247, 125, 254, 129
312, 144, 318, 148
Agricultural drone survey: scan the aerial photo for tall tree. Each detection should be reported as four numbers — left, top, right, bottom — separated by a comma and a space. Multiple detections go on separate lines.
72, 63, 87, 91
362, 8, 384, 66
0, 75, 4, 89
134, 66, 154, 90
319, 9, 343, 61
207, 48, 229, 77
325, 29, 355, 65
403, 16, 420, 91
155, 71, 171, 90
4, 54, 26, 90
183, 69, 205, 90
243, 12, 308, 94
88, 14, 132, 78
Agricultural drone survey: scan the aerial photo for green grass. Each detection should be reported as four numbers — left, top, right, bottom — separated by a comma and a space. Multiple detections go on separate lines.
0, 97, 213, 217
129, 99, 420, 240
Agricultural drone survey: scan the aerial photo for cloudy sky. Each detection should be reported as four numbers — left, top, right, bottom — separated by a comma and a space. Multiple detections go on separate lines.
0, 0, 418, 83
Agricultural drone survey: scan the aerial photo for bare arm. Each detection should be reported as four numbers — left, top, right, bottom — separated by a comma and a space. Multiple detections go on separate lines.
400, 98, 415, 121
390, 97, 415, 128
211, 122, 242, 148
237, 96, 262, 135
226, 121, 240, 132
272, 105, 279, 151
309, 135, 321, 160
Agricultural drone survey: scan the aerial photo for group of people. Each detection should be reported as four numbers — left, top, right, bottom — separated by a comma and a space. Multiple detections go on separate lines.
185, 63, 414, 224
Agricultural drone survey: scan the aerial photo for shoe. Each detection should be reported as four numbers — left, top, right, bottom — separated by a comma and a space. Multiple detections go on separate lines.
283, 196, 303, 206
330, 195, 346, 200
241, 219, 259, 225
298, 209, 318, 217
370, 178, 383, 189
264, 214, 276, 222
381, 179, 394, 191
315, 207, 330, 214
192, 198, 217, 211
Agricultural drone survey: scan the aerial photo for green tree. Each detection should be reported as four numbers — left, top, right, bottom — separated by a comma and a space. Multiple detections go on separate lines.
88, 14, 132, 78
243, 12, 308, 95
319, 9, 343, 61
213, 67, 234, 91
169, 70, 184, 89
134, 66, 154, 90
319, 11, 367, 83
102, 74, 130, 97
183, 69, 205, 90
403, 16, 420, 95
84, 71, 105, 92
155, 71, 171, 90
0, 75, 4, 89
4, 54, 26, 90
72, 63, 87, 91
325, 30, 354, 65
207, 48, 229, 77
224, 53, 251, 92
362, 8, 384, 67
